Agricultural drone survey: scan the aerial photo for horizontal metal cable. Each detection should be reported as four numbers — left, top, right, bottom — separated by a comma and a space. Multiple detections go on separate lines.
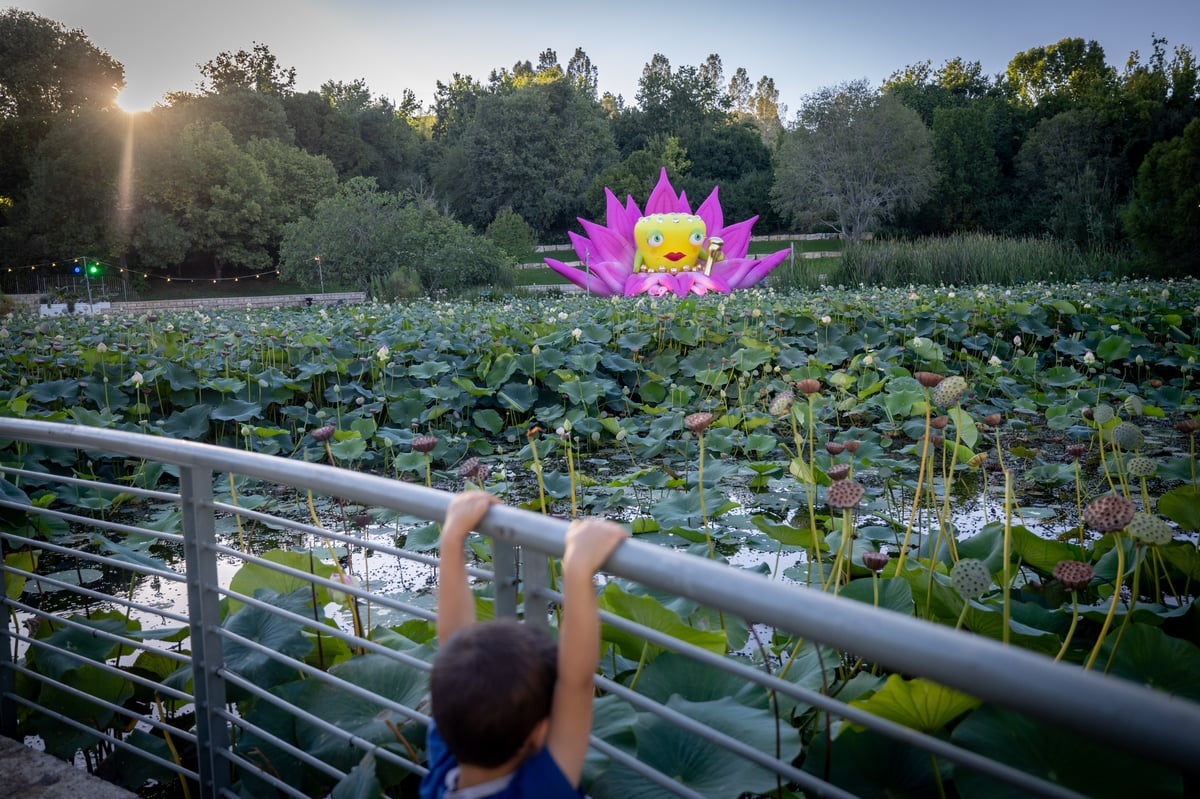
213, 700, 347, 786
208, 497, 449, 574
214, 629, 430, 727
535, 584, 1089, 799
215, 584, 434, 674
0, 463, 185, 506
0, 496, 187, 547
3, 566, 191, 628
218, 669, 424, 777
215, 745, 312, 799
5, 627, 194, 704
594, 672, 854, 799
207, 540, 446, 621
5, 690, 198, 782
0, 499, 187, 547
0, 529, 186, 585
5, 663, 200, 755
586, 735, 708, 799
4, 418, 1199, 781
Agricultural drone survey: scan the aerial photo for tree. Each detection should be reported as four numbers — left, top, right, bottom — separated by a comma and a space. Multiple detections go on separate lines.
1005, 38, 1115, 109
927, 103, 1002, 230
12, 109, 125, 259
0, 9, 124, 119
751, 75, 783, 144
0, 9, 124, 242
431, 73, 483, 141
485, 207, 536, 262
727, 67, 753, 116
1014, 108, 1122, 249
585, 136, 692, 219
433, 80, 616, 233
278, 176, 514, 294
772, 80, 935, 243
566, 47, 599, 98
197, 42, 296, 96
1121, 117, 1200, 275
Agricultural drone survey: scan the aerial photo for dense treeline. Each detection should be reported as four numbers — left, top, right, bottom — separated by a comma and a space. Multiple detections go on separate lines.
1, 8, 1197, 298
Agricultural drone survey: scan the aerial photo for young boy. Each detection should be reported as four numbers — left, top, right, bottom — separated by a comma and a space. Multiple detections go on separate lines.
420, 491, 628, 799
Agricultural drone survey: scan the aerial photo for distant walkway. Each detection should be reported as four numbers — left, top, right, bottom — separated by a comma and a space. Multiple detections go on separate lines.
11, 291, 366, 316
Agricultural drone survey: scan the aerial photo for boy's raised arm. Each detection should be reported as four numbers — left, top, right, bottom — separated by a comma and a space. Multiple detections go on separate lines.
547, 518, 628, 787
435, 491, 500, 643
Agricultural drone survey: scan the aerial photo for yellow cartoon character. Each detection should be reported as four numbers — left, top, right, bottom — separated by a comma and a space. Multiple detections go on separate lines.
633, 214, 721, 273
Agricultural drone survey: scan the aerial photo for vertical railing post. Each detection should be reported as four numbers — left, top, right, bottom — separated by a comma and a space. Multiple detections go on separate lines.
492, 540, 518, 618
0, 532, 14, 739
180, 464, 230, 798
523, 550, 551, 629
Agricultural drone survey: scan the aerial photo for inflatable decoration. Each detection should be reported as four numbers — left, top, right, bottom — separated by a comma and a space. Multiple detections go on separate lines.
546, 168, 790, 297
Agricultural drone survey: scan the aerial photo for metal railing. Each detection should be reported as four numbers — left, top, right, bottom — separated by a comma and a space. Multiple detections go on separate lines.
1, 418, 1198, 798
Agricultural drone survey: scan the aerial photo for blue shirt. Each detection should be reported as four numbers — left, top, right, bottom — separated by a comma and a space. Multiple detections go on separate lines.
419, 722, 584, 799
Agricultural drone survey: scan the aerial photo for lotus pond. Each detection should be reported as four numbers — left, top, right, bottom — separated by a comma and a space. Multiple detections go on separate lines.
2, 278, 1199, 798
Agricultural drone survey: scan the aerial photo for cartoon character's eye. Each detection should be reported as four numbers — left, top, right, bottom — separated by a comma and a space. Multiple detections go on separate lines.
689, 230, 705, 246
647, 232, 664, 247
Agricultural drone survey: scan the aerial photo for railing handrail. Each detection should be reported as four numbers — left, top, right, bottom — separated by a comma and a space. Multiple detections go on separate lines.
3, 417, 1199, 784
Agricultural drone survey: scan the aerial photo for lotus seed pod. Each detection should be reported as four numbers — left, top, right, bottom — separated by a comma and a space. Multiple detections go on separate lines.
826, 463, 851, 482
825, 441, 846, 455
844, 440, 860, 454
951, 558, 991, 599
930, 415, 950, 430
826, 479, 865, 509
411, 434, 438, 453
457, 457, 481, 479
914, 371, 944, 388
796, 378, 822, 395
1126, 512, 1174, 546
311, 424, 336, 442
1123, 395, 1144, 416
1178, 419, 1198, 434
1065, 443, 1087, 461
1082, 495, 1136, 533
1126, 456, 1156, 478
1052, 560, 1095, 592
685, 412, 714, 434
1112, 421, 1144, 451
1091, 404, 1115, 425
968, 452, 988, 468
982, 412, 1002, 427
862, 551, 890, 572
769, 390, 794, 416
932, 375, 969, 407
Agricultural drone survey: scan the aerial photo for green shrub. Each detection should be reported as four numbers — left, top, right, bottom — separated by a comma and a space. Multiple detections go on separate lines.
486, 206, 536, 262
368, 268, 423, 301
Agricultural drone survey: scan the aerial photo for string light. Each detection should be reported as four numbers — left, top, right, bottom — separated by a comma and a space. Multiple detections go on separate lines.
0, 257, 282, 284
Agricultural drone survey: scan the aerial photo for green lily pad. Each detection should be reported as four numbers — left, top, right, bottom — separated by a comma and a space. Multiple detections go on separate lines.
848, 674, 980, 733
599, 583, 727, 662
588, 696, 800, 799
952, 704, 1182, 799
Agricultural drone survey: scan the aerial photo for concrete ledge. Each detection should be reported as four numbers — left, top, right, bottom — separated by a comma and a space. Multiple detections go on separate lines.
0, 736, 138, 798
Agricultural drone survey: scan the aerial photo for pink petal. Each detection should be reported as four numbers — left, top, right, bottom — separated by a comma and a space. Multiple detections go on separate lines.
644, 168, 683, 215
578, 219, 635, 266
605, 188, 636, 242
546, 258, 625, 295
695, 186, 724, 233
712, 216, 757, 259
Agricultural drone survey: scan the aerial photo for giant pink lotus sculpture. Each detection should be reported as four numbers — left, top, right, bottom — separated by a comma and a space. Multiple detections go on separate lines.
546, 168, 791, 297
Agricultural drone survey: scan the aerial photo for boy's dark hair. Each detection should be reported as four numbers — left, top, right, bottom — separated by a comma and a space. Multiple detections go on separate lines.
430, 618, 557, 768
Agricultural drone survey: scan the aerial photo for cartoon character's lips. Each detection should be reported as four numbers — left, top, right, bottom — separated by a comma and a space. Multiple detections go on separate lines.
664, 252, 685, 262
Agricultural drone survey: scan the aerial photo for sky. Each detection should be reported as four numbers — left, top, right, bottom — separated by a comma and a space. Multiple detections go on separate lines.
10, 0, 1200, 113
